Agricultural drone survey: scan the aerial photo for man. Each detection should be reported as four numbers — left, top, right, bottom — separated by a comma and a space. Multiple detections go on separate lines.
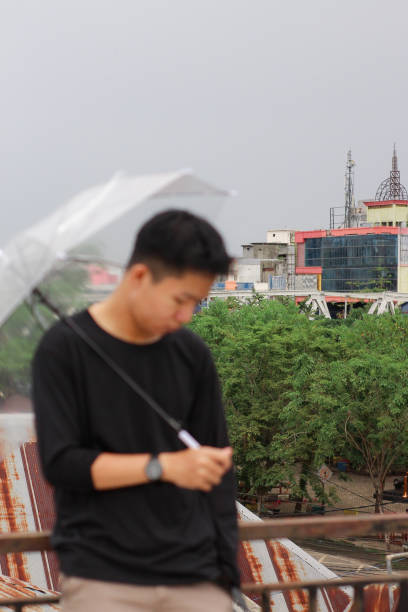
33, 210, 240, 612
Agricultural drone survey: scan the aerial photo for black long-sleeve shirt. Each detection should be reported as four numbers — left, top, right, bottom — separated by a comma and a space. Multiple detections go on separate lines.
32, 310, 239, 587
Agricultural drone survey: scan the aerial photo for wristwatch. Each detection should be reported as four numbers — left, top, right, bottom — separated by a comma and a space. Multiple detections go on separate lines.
145, 454, 163, 482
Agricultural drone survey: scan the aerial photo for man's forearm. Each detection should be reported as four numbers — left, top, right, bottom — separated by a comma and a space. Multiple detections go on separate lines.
90, 447, 232, 491
91, 452, 151, 489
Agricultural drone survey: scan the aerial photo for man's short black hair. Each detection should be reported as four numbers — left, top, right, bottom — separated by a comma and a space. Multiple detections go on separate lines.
126, 209, 232, 279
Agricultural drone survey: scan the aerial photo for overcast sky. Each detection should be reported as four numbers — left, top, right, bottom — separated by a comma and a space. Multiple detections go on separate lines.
2, 0, 408, 256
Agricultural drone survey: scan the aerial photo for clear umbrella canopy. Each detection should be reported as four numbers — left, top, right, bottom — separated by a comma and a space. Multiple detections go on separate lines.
0, 169, 233, 402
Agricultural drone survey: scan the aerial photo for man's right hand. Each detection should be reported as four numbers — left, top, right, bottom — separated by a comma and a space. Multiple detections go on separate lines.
159, 447, 233, 492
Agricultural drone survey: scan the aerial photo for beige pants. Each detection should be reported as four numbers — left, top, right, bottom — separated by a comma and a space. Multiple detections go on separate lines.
60, 575, 233, 612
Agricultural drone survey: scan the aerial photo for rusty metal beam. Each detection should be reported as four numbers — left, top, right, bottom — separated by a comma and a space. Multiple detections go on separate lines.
308, 587, 317, 612
0, 595, 59, 606
1, 513, 407, 559
239, 512, 408, 541
0, 532, 52, 554
241, 570, 408, 593
350, 584, 364, 612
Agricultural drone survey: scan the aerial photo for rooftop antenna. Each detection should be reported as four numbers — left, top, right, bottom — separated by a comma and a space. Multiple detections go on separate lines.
390, 143, 401, 199
375, 145, 408, 200
344, 149, 355, 228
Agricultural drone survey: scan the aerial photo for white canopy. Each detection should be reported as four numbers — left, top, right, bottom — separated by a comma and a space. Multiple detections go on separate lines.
0, 169, 232, 327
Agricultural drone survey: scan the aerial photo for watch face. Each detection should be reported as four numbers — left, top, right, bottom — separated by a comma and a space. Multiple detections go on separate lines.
146, 457, 162, 481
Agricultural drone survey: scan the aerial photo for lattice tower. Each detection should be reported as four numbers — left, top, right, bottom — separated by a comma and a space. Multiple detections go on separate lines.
375, 145, 408, 200
344, 149, 355, 227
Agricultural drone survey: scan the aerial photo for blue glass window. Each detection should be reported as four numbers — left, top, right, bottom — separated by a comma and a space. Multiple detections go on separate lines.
304, 234, 398, 291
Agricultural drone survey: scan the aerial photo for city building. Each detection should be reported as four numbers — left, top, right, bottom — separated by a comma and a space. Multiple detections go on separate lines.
295, 226, 408, 293
216, 147, 408, 297
216, 231, 296, 292
296, 147, 408, 293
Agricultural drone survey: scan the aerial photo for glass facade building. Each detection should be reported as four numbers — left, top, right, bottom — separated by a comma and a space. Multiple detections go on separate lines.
304, 234, 398, 292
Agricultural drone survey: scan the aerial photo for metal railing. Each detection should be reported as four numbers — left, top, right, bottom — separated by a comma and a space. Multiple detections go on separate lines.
0, 532, 58, 610
238, 512, 408, 611
3, 513, 408, 610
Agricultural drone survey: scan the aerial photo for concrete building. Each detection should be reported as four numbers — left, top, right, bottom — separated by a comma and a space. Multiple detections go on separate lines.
228, 231, 296, 291
218, 223, 408, 298
364, 199, 408, 227
266, 230, 295, 244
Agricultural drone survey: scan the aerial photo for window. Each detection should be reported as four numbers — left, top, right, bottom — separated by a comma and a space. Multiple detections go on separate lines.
304, 234, 398, 292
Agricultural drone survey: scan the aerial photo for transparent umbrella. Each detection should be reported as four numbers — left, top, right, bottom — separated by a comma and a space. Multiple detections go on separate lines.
0, 169, 232, 404
0, 171, 250, 611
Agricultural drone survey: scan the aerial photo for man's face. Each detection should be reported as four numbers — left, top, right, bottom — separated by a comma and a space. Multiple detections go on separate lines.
127, 266, 214, 339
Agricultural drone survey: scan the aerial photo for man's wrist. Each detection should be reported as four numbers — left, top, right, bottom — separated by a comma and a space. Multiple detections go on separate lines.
158, 452, 172, 483
145, 454, 163, 482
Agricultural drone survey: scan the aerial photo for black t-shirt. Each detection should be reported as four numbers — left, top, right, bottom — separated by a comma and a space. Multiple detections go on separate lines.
32, 310, 239, 587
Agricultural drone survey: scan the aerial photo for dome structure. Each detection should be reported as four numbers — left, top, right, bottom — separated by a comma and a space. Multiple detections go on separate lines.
375, 145, 408, 200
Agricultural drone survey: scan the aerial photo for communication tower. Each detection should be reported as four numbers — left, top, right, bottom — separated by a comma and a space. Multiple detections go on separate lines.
330, 150, 359, 229
344, 150, 355, 228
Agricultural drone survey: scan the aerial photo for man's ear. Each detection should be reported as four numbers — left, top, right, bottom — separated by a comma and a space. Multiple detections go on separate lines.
126, 263, 152, 286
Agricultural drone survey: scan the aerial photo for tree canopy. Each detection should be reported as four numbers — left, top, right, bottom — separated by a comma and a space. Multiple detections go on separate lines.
189, 298, 408, 509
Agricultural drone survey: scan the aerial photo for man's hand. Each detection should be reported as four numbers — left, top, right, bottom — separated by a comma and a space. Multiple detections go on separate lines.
160, 447, 233, 492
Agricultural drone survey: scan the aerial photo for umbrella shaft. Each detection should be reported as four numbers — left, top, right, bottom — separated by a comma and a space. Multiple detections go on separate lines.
32, 289, 200, 447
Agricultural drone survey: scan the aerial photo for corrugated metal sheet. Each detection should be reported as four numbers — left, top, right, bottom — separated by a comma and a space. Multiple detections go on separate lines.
237, 502, 401, 612
237, 502, 353, 610
0, 412, 59, 592
0, 573, 59, 611
21, 442, 59, 590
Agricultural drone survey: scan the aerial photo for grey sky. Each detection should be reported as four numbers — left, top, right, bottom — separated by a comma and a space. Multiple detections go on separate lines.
1, 0, 408, 256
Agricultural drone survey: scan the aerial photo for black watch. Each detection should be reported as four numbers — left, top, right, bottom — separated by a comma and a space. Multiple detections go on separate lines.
145, 455, 163, 482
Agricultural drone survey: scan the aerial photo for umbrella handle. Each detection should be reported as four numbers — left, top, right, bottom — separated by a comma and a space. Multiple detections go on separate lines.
178, 429, 201, 449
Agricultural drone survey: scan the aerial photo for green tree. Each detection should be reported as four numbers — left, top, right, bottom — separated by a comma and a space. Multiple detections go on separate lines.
279, 313, 408, 512
191, 301, 408, 512
190, 299, 337, 508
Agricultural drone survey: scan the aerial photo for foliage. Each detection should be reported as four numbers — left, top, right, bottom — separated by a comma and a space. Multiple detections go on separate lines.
190, 300, 408, 508
0, 262, 89, 399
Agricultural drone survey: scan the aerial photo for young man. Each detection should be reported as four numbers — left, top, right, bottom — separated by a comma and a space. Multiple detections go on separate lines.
33, 210, 240, 612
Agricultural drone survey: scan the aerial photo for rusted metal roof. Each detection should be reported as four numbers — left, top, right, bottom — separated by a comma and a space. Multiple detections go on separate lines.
237, 502, 401, 611
0, 412, 59, 592
0, 572, 58, 611
237, 502, 354, 610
